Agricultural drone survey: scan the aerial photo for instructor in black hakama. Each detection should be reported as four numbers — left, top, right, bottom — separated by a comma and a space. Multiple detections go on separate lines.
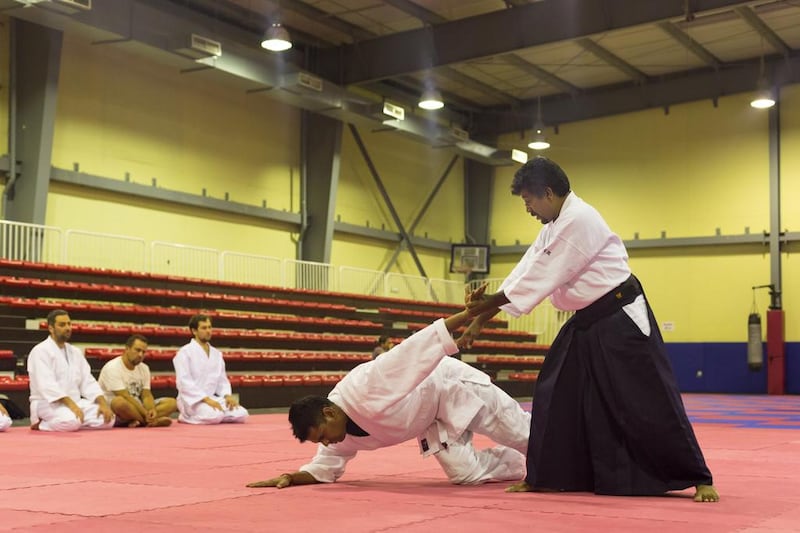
459, 157, 718, 502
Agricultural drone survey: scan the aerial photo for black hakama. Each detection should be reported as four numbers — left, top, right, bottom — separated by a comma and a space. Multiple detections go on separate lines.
525, 275, 713, 495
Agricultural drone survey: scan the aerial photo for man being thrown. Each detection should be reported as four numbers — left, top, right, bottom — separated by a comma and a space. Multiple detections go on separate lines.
460, 156, 718, 502
98, 334, 177, 427
173, 314, 248, 424
247, 287, 530, 489
28, 309, 115, 431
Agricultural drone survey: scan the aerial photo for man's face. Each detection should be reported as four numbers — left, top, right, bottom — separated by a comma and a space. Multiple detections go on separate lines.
49, 315, 72, 344
306, 407, 348, 447
123, 339, 147, 367
520, 188, 559, 224
193, 319, 213, 343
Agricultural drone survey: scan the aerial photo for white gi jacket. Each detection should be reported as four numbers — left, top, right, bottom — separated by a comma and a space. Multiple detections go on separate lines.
173, 339, 233, 405
299, 318, 492, 483
28, 337, 104, 406
500, 192, 631, 314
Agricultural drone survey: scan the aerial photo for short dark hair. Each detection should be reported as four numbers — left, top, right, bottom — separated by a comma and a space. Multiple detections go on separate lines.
46, 309, 69, 326
188, 313, 211, 332
288, 395, 333, 442
125, 334, 148, 347
511, 156, 571, 197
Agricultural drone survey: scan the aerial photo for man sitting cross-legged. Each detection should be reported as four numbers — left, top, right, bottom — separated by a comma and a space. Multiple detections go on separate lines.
247, 286, 531, 490
98, 334, 177, 428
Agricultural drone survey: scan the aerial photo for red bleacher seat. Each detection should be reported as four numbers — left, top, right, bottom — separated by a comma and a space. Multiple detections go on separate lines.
262, 375, 284, 387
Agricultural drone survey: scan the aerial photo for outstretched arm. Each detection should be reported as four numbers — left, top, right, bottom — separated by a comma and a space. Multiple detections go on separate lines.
247, 471, 319, 489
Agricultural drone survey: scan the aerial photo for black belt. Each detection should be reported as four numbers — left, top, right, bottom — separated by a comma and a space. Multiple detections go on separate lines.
573, 275, 642, 328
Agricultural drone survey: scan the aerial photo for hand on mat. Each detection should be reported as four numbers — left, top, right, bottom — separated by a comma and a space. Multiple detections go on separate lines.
247, 475, 291, 489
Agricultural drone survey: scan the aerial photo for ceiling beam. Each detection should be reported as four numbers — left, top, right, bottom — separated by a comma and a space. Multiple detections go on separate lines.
575, 37, 648, 83
657, 20, 722, 68
501, 53, 581, 95
734, 5, 791, 57
316, 0, 753, 84
472, 54, 800, 137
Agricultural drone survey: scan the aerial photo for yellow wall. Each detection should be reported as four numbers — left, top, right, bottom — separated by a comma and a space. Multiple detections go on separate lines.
0, 16, 8, 152
52, 33, 300, 212
494, 91, 796, 342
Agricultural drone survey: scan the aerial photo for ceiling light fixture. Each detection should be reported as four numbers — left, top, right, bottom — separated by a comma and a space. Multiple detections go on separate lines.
750, 43, 775, 109
261, 23, 292, 52
418, 88, 444, 110
528, 97, 550, 150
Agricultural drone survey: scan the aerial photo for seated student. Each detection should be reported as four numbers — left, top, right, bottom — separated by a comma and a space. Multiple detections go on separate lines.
173, 314, 248, 425
371, 336, 394, 359
0, 401, 11, 431
247, 287, 531, 489
28, 309, 115, 431
98, 334, 177, 428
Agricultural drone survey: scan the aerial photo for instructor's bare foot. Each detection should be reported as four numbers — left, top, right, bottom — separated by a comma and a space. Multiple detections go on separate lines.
506, 481, 534, 493
147, 416, 172, 427
693, 484, 719, 502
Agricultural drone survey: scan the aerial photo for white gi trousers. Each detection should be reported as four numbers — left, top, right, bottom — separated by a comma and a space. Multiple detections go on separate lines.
177, 395, 249, 425
30, 398, 115, 432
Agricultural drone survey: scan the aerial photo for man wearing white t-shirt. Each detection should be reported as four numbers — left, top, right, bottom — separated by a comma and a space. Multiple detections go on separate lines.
98, 334, 177, 427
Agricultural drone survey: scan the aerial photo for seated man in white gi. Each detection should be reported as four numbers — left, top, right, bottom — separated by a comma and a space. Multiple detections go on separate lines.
0, 401, 11, 431
28, 309, 115, 432
247, 290, 530, 489
98, 334, 177, 427
173, 314, 248, 425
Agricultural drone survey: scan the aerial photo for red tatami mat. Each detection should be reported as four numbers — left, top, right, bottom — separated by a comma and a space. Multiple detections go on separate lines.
1, 394, 799, 532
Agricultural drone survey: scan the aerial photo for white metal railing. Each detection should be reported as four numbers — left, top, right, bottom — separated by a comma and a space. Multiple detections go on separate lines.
283, 258, 337, 291
64, 230, 147, 272
151, 241, 220, 279
338, 265, 387, 298
0, 220, 62, 264
0, 220, 566, 342
220, 251, 283, 286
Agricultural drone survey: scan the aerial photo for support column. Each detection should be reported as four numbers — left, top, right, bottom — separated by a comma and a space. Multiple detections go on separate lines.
4, 19, 62, 225
464, 159, 493, 245
300, 112, 342, 267
767, 92, 784, 394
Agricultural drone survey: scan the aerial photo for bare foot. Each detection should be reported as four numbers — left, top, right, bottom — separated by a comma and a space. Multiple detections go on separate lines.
127, 420, 142, 428
30, 421, 40, 431
693, 484, 719, 502
147, 416, 172, 427
506, 481, 534, 493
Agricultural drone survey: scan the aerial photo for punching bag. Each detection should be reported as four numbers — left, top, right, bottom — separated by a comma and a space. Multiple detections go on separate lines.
747, 312, 763, 371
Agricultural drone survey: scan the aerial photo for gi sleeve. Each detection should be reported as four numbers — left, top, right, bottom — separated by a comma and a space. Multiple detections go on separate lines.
76, 351, 104, 401
213, 352, 233, 397
27, 346, 67, 403
298, 441, 360, 483
500, 208, 605, 317
173, 347, 206, 405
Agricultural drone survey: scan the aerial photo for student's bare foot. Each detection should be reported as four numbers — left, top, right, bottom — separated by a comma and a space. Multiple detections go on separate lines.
147, 417, 172, 427
30, 421, 40, 431
694, 484, 719, 502
127, 420, 142, 428
506, 481, 534, 493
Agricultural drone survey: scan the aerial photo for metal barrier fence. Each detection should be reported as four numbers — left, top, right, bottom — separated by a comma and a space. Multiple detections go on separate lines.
0, 220, 62, 264
64, 230, 147, 272
151, 241, 220, 280
0, 219, 567, 342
